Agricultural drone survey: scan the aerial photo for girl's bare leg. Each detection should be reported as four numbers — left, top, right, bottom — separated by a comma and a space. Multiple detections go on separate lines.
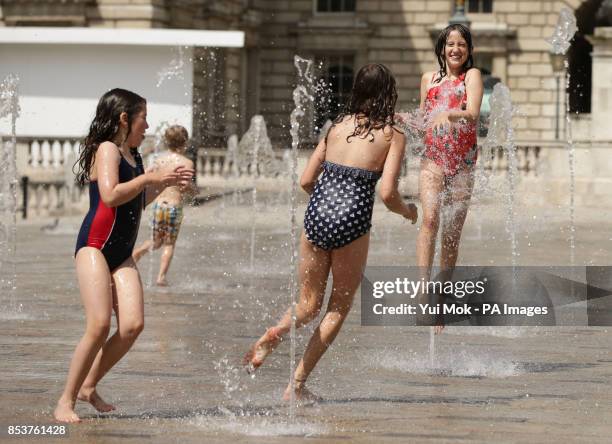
416, 160, 446, 332
132, 233, 163, 263
430, 167, 475, 334
416, 159, 446, 278
54, 248, 113, 423
284, 233, 370, 401
77, 257, 144, 409
244, 233, 330, 369
440, 167, 474, 271
156, 243, 175, 286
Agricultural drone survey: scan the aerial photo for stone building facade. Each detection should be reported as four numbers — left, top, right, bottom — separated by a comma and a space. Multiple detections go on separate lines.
0, 0, 601, 146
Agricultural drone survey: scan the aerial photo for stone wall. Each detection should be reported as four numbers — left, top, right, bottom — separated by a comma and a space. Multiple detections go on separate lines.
0, 0, 597, 146
255, 0, 590, 146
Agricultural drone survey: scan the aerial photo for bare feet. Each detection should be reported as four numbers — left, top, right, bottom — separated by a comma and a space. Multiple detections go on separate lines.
282, 381, 322, 404
243, 327, 283, 373
156, 277, 168, 287
77, 387, 116, 413
54, 398, 81, 423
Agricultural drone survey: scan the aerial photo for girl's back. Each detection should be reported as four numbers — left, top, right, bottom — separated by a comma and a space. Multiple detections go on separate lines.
324, 115, 396, 172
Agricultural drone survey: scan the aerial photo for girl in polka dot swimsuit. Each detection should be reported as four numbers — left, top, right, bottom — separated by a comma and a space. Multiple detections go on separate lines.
245, 64, 418, 402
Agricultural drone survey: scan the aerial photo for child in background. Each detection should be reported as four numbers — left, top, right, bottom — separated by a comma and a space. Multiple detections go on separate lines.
132, 125, 196, 286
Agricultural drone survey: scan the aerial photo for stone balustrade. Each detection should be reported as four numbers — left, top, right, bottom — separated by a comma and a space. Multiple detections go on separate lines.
13, 138, 561, 216
16, 137, 85, 216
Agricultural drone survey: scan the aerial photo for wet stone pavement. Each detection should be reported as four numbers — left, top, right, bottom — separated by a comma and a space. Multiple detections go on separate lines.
1, 191, 611, 443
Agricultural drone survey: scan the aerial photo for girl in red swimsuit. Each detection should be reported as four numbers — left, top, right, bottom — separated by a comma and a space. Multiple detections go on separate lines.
417, 24, 484, 333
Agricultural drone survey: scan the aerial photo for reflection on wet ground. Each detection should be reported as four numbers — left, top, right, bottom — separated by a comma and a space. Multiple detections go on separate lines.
1, 195, 611, 442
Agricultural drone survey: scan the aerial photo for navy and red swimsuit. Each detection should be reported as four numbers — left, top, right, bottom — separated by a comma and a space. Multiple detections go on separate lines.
75, 148, 145, 271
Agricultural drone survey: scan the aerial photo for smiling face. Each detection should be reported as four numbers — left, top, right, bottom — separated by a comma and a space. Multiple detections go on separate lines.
444, 30, 469, 72
122, 104, 149, 148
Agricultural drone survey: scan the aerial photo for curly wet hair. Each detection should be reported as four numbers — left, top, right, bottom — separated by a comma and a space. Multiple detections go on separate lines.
164, 125, 189, 151
434, 23, 474, 84
74, 88, 146, 186
329, 63, 398, 143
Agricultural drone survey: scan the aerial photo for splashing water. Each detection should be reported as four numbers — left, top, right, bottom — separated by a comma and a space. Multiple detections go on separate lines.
374, 347, 521, 378
237, 116, 282, 178
0, 74, 20, 314
547, 7, 578, 266
483, 83, 519, 268
226, 134, 239, 177
151, 121, 172, 162
144, 121, 173, 287
564, 59, 577, 267
226, 134, 240, 204
397, 108, 426, 159
191, 414, 326, 437
157, 46, 186, 87
289, 55, 314, 418
547, 7, 578, 55
236, 116, 282, 270
190, 355, 328, 438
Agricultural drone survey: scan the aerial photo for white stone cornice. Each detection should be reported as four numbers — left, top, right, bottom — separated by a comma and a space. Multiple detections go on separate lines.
0, 26, 245, 47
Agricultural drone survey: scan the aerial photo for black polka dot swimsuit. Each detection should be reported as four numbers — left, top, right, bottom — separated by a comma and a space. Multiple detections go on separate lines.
304, 160, 382, 250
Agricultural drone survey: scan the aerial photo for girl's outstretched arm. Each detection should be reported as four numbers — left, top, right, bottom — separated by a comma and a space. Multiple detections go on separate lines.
300, 138, 327, 195
144, 163, 194, 206
431, 68, 484, 131
96, 142, 193, 207
379, 130, 418, 223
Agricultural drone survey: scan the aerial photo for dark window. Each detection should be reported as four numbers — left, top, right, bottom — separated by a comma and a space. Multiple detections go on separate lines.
317, 0, 356, 13
315, 55, 354, 133
474, 54, 493, 76
468, 0, 493, 13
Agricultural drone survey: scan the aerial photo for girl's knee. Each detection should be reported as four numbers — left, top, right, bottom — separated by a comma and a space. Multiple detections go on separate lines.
421, 213, 440, 233
328, 296, 353, 317
323, 307, 350, 326
119, 320, 144, 340
86, 320, 111, 341
300, 294, 323, 319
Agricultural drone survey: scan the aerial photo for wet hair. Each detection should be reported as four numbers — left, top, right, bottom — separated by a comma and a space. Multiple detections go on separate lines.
164, 125, 189, 151
74, 88, 146, 186
329, 63, 398, 143
433, 24, 474, 84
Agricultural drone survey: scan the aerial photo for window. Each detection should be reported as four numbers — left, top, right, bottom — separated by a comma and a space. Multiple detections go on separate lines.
316, 0, 356, 13
473, 54, 493, 76
314, 55, 354, 133
468, 0, 493, 13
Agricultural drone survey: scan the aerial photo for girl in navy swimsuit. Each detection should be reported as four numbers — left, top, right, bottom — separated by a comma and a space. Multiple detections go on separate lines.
245, 64, 418, 401
54, 89, 194, 423
75, 147, 145, 271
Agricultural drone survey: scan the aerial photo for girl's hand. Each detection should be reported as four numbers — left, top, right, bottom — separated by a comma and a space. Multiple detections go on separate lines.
396, 111, 424, 132
429, 111, 451, 136
148, 165, 194, 187
403, 203, 418, 224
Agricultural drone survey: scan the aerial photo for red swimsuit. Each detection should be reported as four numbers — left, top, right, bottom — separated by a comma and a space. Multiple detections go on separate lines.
424, 71, 477, 175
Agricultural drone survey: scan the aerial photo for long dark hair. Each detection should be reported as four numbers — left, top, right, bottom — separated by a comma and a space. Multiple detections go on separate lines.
74, 88, 146, 186
329, 63, 398, 143
434, 24, 474, 84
